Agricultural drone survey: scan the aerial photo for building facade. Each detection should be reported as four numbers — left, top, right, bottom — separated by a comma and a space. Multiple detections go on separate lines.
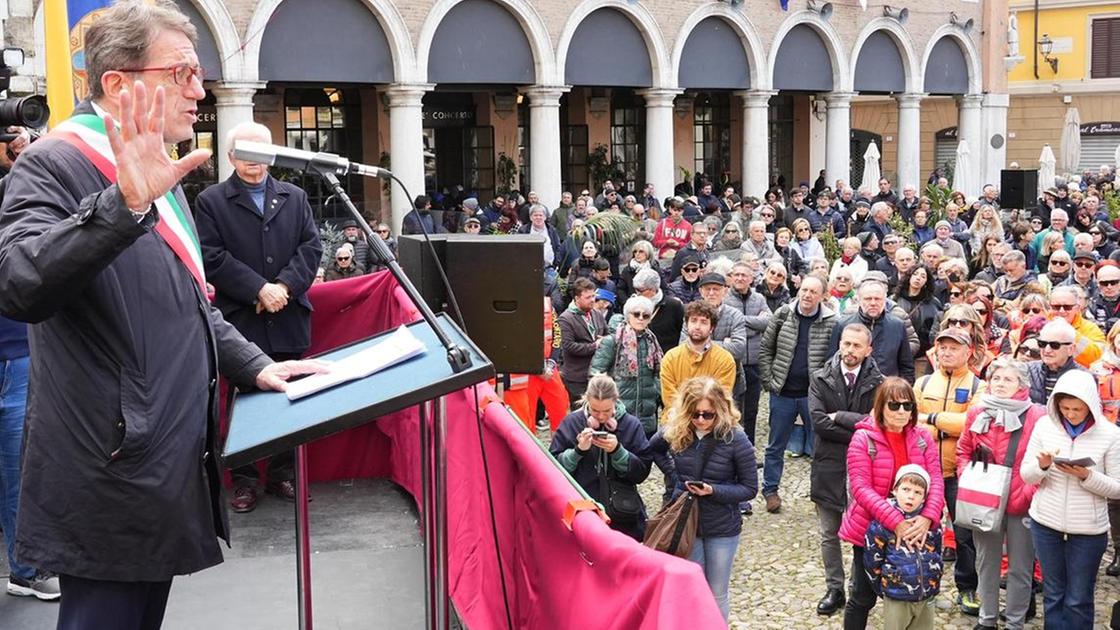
12, 0, 1009, 229
1003, 0, 1120, 179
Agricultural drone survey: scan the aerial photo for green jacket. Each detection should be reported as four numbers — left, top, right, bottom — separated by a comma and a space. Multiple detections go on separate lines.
759, 303, 837, 393
590, 330, 662, 434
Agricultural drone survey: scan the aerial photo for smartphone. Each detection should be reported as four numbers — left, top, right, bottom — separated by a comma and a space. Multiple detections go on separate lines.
684, 480, 704, 489
591, 430, 610, 439
1054, 456, 1095, 468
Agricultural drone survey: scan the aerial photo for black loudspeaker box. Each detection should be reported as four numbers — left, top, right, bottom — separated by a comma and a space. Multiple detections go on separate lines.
1000, 170, 1039, 210
398, 234, 544, 374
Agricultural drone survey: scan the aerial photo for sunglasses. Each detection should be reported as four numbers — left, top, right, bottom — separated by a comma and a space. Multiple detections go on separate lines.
691, 411, 717, 421
682, 266, 701, 273
946, 318, 973, 327
630, 312, 652, 320
1025, 307, 1044, 315
1075, 261, 1096, 268
1091, 231, 1102, 235
1101, 279, 1120, 287
336, 256, 351, 261
377, 229, 389, 234
1051, 303, 1078, 311
886, 401, 915, 412
1037, 340, 1073, 350
949, 291, 963, 297
761, 212, 775, 217
1050, 260, 1069, 266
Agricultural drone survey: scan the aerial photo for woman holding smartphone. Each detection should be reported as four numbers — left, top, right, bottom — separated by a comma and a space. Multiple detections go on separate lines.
1021, 370, 1120, 630
649, 377, 757, 622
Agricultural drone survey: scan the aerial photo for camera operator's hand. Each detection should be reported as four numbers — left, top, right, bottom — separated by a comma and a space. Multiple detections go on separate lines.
591, 432, 619, 454
4, 126, 30, 157
105, 81, 210, 210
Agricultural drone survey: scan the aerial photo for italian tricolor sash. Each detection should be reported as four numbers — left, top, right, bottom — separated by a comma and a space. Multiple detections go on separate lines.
52, 113, 208, 294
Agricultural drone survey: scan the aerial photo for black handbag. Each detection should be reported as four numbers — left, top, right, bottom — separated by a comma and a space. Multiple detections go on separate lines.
598, 448, 644, 524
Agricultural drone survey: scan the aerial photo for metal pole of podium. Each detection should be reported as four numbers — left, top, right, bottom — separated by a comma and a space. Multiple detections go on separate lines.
419, 403, 434, 630
295, 444, 313, 630
434, 396, 449, 630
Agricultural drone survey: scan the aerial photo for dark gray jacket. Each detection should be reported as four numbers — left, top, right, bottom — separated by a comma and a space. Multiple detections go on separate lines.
0, 101, 271, 581
1028, 358, 1087, 405
809, 354, 884, 511
829, 307, 915, 382
759, 303, 838, 393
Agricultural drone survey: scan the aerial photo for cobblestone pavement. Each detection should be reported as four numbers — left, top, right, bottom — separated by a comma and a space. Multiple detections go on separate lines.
551, 397, 1120, 629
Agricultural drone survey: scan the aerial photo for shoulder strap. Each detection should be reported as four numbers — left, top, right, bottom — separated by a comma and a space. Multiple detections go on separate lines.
970, 375, 981, 396
919, 374, 932, 392
867, 437, 877, 460
1003, 426, 1025, 467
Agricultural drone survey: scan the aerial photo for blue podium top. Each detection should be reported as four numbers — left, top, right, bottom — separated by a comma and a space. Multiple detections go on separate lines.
223, 314, 493, 468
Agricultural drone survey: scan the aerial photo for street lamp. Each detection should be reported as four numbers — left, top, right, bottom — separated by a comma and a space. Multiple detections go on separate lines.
1038, 34, 1059, 74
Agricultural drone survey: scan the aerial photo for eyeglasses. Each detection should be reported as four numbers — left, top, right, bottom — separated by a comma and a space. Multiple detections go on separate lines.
691, 410, 717, 420
377, 229, 389, 234
797, 227, 810, 233
118, 62, 205, 86
1050, 260, 1069, 266
886, 401, 915, 412
946, 318, 973, 327
1101, 279, 1120, 287
336, 256, 351, 261
1075, 261, 1096, 269
761, 212, 775, 218
629, 312, 652, 321
1037, 340, 1073, 350
1025, 307, 1044, 315
1051, 303, 1078, 311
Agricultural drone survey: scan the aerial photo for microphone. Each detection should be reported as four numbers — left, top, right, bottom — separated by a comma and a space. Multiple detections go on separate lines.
232, 140, 389, 178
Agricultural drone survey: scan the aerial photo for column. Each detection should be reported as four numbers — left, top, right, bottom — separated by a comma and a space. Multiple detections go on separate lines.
211, 81, 265, 181
736, 90, 775, 197
981, 93, 1010, 188
523, 86, 568, 210
808, 97, 827, 184
894, 93, 924, 192
637, 88, 681, 204
384, 83, 432, 234
956, 94, 984, 159
825, 92, 856, 188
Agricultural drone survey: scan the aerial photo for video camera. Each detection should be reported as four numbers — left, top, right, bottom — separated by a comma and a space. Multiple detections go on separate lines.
0, 47, 48, 141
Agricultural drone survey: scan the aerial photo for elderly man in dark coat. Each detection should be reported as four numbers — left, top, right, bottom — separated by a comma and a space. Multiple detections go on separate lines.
195, 120, 323, 513
0, 3, 323, 625
808, 323, 883, 617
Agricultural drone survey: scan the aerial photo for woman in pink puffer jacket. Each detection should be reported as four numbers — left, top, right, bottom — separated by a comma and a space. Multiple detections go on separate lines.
956, 358, 1044, 630
838, 377, 945, 628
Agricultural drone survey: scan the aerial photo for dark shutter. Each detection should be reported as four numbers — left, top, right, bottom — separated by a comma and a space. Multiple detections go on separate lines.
1091, 18, 1120, 79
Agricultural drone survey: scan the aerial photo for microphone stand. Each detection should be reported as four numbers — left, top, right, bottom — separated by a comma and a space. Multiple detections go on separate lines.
314, 168, 471, 373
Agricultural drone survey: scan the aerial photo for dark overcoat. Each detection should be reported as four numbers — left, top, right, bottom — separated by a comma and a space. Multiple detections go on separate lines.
194, 174, 322, 356
0, 101, 271, 581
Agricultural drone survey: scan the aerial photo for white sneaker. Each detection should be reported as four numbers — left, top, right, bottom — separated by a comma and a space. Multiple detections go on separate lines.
7, 574, 61, 601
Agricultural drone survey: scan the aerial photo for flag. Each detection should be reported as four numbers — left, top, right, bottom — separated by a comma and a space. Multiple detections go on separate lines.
45, 0, 113, 128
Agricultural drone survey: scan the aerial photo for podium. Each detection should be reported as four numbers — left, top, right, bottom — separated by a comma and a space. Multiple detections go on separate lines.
224, 314, 494, 630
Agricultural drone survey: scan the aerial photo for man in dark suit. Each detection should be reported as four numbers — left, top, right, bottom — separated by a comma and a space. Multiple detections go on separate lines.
0, 2, 324, 626
808, 323, 883, 616
195, 121, 323, 513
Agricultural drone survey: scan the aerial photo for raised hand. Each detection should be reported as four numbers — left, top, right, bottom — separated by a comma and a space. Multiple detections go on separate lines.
103, 81, 211, 209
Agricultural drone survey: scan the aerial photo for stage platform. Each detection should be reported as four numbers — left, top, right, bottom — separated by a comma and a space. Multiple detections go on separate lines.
0, 479, 426, 629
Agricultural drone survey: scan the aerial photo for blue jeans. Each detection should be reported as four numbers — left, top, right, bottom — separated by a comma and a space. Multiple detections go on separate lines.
0, 356, 33, 580
787, 423, 814, 456
763, 393, 810, 496
688, 534, 740, 622
1031, 520, 1107, 630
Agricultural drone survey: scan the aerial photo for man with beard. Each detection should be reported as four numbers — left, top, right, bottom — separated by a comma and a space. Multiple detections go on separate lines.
783, 188, 812, 230
809, 323, 883, 616
337, 218, 371, 273
659, 300, 737, 415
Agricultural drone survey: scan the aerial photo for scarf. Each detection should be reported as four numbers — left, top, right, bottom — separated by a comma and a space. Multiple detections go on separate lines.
971, 393, 1032, 433
628, 257, 651, 272
613, 324, 662, 379
830, 287, 850, 299
840, 253, 855, 265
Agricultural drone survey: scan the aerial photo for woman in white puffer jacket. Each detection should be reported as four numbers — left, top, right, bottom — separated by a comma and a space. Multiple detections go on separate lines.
1021, 369, 1120, 630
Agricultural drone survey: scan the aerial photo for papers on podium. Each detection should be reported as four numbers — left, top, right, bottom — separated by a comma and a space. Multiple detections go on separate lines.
285, 325, 427, 401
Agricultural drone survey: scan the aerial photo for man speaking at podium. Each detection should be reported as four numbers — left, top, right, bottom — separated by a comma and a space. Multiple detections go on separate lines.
0, 2, 325, 627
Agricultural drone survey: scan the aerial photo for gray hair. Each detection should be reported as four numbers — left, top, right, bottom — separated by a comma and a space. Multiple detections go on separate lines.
766, 260, 788, 276
529, 204, 547, 217
1040, 319, 1077, 343
871, 201, 891, 216
1050, 209, 1069, 221
706, 257, 734, 278
335, 242, 354, 256
583, 374, 619, 403
895, 246, 915, 259
920, 242, 944, 257
841, 322, 873, 345
623, 295, 654, 317
630, 240, 655, 260
226, 121, 271, 155
987, 357, 1030, 389
632, 267, 662, 291
85, 0, 198, 100
1002, 250, 1026, 265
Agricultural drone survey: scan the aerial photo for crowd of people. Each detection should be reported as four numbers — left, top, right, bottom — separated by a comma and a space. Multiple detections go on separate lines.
424, 167, 1120, 628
